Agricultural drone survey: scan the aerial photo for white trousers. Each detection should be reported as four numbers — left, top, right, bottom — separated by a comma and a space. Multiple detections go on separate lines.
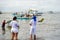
30, 27, 36, 35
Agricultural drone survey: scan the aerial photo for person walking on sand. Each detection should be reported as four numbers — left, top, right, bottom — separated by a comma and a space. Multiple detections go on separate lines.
29, 14, 37, 40
2, 20, 6, 35
10, 16, 19, 40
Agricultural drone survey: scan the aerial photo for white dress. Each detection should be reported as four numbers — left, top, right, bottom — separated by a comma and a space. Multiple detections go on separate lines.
10, 21, 19, 33
29, 19, 36, 35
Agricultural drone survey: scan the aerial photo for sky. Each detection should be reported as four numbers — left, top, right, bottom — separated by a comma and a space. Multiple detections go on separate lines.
0, 0, 60, 12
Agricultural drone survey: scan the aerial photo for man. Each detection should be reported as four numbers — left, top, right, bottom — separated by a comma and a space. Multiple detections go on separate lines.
29, 14, 37, 40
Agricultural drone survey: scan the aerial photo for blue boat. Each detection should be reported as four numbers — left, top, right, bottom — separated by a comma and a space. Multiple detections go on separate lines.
17, 17, 32, 20
12, 13, 32, 20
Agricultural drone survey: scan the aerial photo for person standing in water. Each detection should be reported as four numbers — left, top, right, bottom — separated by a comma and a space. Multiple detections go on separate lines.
10, 16, 19, 40
29, 14, 37, 40
2, 20, 6, 35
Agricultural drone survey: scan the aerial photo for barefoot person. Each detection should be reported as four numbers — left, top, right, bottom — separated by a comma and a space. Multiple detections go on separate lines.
10, 16, 19, 40
29, 14, 37, 40
2, 20, 6, 35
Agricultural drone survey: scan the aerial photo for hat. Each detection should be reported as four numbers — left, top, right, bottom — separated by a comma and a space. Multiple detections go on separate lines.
32, 15, 36, 21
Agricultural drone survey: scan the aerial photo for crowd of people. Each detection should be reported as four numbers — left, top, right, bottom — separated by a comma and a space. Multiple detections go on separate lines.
1, 14, 37, 40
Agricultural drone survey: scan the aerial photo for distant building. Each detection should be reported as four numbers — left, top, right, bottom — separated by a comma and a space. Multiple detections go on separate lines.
48, 11, 54, 14
0, 11, 2, 14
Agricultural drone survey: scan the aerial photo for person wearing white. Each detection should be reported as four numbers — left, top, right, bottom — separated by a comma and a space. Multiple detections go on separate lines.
29, 15, 37, 40
10, 16, 19, 40
30, 19, 36, 35
10, 21, 19, 33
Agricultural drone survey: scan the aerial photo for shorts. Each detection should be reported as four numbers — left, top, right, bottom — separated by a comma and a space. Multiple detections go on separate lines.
11, 28, 18, 33
30, 28, 36, 35
2, 27, 5, 31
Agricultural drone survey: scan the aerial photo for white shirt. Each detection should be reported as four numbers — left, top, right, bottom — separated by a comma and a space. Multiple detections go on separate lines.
30, 19, 36, 28
10, 21, 19, 28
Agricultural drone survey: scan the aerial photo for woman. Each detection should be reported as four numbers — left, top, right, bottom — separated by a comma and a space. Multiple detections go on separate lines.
10, 16, 19, 40
29, 15, 37, 40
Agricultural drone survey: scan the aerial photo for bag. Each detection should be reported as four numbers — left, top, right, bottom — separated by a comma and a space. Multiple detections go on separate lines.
38, 18, 44, 22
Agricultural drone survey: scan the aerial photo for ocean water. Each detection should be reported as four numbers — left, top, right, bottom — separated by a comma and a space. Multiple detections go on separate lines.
0, 12, 60, 40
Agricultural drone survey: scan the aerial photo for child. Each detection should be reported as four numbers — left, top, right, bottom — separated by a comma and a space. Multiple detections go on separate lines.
2, 20, 6, 35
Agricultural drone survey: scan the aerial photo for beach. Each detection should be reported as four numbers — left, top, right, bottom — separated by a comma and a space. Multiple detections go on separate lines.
0, 12, 60, 40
